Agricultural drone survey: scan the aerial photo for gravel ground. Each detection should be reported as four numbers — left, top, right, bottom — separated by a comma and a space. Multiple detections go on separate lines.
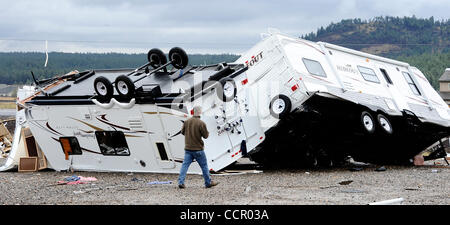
0, 157, 448, 205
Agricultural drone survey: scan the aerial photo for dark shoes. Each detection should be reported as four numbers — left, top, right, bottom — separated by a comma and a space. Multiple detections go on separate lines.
206, 181, 219, 188
178, 181, 218, 189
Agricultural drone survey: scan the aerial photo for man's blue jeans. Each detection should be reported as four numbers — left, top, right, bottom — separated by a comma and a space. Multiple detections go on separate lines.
178, 150, 211, 187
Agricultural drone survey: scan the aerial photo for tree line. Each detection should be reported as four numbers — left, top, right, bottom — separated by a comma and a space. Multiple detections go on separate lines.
0, 52, 239, 85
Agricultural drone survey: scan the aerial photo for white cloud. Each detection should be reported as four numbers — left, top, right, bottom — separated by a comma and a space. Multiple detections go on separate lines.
0, 0, 448, 54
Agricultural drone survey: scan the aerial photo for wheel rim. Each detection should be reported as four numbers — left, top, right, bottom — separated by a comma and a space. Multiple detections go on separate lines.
117, 80, 129, 95
272, 99, 286, 114
150, 54, 161, 66
171, 53, 182, 66
363, 114, 374, 131
96, 82, 108, 96
379, 117, 392, 133
223, 81, 234, 99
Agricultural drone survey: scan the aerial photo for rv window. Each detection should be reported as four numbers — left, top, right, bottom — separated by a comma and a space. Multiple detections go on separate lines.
379, 68, 393, 85
402, 72, 421, 95
156, 142, 169, 161
95, 131, 130, 156
357, 66, 380, 83
59, 137, 82, 156
302, 58, 327, 77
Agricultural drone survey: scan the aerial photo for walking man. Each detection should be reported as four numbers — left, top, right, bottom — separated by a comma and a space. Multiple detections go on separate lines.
178, 106, 219, 188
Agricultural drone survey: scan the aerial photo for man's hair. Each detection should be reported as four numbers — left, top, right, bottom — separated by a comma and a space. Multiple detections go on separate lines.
192, 106, 202, 116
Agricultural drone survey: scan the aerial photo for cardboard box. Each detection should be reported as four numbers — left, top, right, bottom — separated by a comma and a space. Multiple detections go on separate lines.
18, 157, 38, 172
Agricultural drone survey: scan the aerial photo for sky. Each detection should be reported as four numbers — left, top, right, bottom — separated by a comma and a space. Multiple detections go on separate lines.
0, 0, 448, 54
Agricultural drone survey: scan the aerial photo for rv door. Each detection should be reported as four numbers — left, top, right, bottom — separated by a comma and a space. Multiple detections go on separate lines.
155, 104, 187, 167
375, 63, 408, 112
140, 106, 176, 169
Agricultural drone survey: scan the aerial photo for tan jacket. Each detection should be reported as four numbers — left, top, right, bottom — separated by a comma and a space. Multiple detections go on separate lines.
181, 116, 209, 150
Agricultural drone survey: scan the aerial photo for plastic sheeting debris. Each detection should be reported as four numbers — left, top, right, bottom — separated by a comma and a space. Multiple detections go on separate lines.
58, 175, 97, 185
147, 180, 173, 185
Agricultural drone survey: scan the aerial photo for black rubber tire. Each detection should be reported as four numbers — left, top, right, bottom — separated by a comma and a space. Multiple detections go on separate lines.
169, 47, 189, 69
377, 114, 393, 135
147, 48, 167, 69
93, 76, 113, 102
269, 94, 292, 119
217, 78, 237, 102
114, 75, 135, 100
360, 111, 375, 134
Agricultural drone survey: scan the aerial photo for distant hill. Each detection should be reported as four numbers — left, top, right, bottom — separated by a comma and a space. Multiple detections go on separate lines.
302, 16, 449, 57
301, 16, 449, 89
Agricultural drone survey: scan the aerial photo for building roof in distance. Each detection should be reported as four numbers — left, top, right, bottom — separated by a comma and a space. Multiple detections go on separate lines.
439, 68, 450, 82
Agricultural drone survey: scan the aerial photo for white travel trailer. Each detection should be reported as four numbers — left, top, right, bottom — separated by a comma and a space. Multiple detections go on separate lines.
10, 47, 266, 173
237, 29, 449, 166
2, 30, 448, 172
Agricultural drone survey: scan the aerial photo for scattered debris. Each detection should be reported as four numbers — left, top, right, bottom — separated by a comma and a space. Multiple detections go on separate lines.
375, 166, 387, 172
349, 167, 364, 172
117, 187, 139, 191
131, 177, 144, 182
321, 180, 353, 189
346, 157, 371, 167
63, 175, 80, 182
305, 172, 310, 175
59, 180, 85, 185
338, 180, 353, 185
211, 170, 263, 176
58, 175, 97, 185
320, 185, 338, 189
368, 197, 404, 205
431, 169, 439, 173
404, 187, 420, 191
79, 176, 97, 182
413, 155, 424, 166
341, 189, 366, 193
0, 121, 13, 158
147, 180, 173, 185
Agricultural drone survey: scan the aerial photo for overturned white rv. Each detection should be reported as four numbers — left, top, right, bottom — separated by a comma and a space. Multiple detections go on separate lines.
239, 29, 449, 166
2, 29, 449, 173
11, 47, 265, 173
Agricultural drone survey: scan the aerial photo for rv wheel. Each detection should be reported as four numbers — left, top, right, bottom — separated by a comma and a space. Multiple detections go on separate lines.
377, 114, 393, 134
114, 75, 135, 100
147, 48, 167, 69
94, 76, 113, 102
169, 47, 189, 69
217, 78, 237, 102
360, 111, 375, 134
269, 95, 292, 119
